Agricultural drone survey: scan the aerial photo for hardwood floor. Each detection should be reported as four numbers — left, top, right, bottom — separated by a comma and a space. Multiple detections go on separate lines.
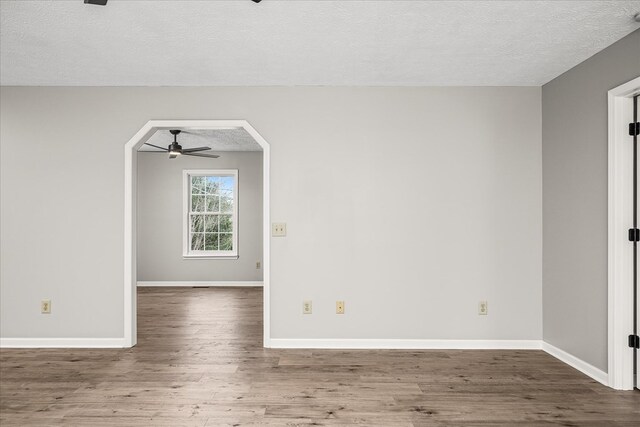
1, 287, 639, 426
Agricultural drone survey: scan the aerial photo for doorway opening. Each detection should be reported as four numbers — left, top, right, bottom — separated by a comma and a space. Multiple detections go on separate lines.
124, 120, 271, 348
608, 76, 640, 390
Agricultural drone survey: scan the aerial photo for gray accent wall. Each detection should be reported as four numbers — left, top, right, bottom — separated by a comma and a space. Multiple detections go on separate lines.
0, 86, 542, 340
136, 151, 263, 282
542, 29, 640, 371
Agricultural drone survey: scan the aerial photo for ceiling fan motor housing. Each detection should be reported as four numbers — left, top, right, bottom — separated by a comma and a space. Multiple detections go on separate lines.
168, 142, 183, 152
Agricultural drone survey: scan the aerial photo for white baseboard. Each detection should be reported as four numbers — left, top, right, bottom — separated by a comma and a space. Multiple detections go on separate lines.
268, 339, 542, 350
137, 281, 263, 287
542, 342, 608, 386
0, 337, 128, 348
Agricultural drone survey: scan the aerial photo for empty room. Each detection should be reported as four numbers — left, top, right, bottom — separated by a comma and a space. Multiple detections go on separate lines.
1, 1, 639, 426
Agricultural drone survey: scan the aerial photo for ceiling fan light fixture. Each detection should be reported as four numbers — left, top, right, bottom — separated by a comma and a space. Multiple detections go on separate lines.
168, 143, 182, 158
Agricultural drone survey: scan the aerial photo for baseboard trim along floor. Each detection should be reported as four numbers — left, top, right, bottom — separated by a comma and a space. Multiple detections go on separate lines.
541, 341, 609, 386
268, 339, 542, 350
136, 281, 264, 287
0, 338, 128, 348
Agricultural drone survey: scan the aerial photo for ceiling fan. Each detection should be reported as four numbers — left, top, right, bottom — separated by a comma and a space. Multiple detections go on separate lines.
144, 130, 220, 159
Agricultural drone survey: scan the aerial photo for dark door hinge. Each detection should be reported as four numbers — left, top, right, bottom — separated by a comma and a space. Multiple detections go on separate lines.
629, 335, 640, 349
628, 228, 639, 242
630, 122, 640, 137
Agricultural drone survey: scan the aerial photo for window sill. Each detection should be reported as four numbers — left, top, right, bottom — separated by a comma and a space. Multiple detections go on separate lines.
183, 254, 239, 260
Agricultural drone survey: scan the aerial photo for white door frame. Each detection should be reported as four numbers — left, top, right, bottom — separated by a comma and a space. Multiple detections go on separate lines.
608, 76, 640, 390
124, 120, 271, 348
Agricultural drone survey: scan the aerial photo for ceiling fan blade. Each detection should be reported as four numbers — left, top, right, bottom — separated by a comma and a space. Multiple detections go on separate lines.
183, 152, 220, 159
182, 146, 211, 153
143, 143, 168, 151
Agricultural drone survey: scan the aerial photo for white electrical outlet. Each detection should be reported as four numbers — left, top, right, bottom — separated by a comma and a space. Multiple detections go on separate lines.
256, 261, 261, 269
336, 301, 345, 314
303, 300, 312, 314
41, 300, 51, 314
272, 223, 287, 237
478, 301, 488, 315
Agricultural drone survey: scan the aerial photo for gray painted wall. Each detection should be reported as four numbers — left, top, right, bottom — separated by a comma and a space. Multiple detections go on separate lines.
542, 29, 640, 371
0, 87, 542, 340
136, 151, 263, 282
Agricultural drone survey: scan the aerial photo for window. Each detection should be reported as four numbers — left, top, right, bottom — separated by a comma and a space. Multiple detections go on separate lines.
183, 170, 238, 258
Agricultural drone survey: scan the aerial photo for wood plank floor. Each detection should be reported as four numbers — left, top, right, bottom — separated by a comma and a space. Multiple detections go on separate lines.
2, 287, 639, 426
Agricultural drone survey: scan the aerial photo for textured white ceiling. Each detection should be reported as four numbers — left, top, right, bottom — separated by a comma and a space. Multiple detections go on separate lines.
1, 0, 639, 86
139, 128, 262, 152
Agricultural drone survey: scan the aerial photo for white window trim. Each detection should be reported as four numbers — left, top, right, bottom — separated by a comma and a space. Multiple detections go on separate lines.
182, 169, 239, 259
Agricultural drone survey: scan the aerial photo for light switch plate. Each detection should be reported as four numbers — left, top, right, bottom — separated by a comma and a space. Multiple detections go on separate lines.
272, 223, 287, 237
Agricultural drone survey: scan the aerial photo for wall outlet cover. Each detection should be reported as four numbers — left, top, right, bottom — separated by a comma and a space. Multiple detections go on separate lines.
478, 301, 488, 315
336, 300, 345, 314
41, 300, 51, 314
303, 300, 312, 314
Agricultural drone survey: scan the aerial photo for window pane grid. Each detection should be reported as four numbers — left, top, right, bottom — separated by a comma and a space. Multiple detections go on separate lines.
188, 173, 236, 254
